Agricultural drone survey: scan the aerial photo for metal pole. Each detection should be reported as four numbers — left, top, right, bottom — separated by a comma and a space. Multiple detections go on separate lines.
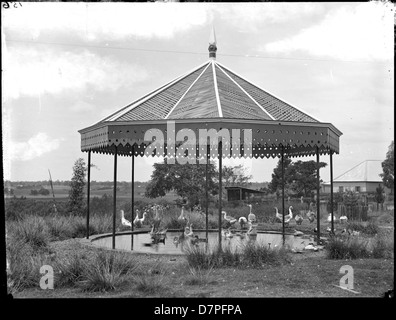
86, 151, 91, 239
131, 145, 135, 251
316, 146, 321, 245
281, 146, 285, 245
330, 151, 334, 234
112, 146, 117, 250
205, 145, 210, 247
218, 141, 222, 251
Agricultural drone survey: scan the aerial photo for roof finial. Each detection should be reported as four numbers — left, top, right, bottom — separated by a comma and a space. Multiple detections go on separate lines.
208, 26, 217, 60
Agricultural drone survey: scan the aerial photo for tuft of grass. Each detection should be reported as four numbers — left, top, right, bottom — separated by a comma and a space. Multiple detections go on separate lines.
45, 216, 74, 241
10, 216, 50, 250
184, 266, 214, 286
79, 250, 139, 292
326, 236, 371, 260
134, 261, 166, 294
54, 252, 87, 287
242, 242, 289, 267
6, 238, 49, 292
71, 217, 98, 238
371, 231, 394, 259
346, 221, 379, 236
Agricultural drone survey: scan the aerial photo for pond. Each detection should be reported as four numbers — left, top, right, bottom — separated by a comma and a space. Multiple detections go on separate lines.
91, 229, 310, 255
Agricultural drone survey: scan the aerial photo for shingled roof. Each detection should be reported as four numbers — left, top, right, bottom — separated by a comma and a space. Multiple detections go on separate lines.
99, 60, 318, 124
79, 29, 342, 158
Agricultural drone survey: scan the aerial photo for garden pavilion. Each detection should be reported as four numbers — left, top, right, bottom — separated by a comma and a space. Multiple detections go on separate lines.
79, 29, 342, 249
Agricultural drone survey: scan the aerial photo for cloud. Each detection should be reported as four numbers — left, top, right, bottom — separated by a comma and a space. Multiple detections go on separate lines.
3, 2, 210, 41
2, 46, 149, 99
5, 132, 62, 161
70, 101, 96, 113
263, 2, 394, 61
217, 3, 323, 29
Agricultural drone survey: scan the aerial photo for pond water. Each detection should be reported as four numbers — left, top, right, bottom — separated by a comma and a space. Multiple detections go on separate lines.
92, 230, 310, 255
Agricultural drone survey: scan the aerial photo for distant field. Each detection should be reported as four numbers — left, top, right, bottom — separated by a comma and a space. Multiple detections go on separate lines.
6, 184, 178, 202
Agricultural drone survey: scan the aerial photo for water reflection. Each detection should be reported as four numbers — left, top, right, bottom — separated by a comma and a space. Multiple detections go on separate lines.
92, 230, 304, 254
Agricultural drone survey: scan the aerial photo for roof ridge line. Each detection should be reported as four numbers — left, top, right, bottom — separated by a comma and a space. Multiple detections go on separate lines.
333, 159, 367, 181
102, 61, 211, 123
165, 61, 211, 119
215, 62, 275, 120
211, 60, 223, 117
216, 62, 322, 123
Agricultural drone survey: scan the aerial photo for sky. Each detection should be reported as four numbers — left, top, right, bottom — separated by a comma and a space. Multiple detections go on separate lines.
2, 1, 394, 184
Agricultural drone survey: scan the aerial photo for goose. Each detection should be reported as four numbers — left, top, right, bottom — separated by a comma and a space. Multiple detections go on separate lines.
133, 210, 147, 228
327, 213, 334, 223
339, 215, 348, 224
238, 216, 248, 229
222, 211, 237, 227
152, 205, 162, 230
294, 211, 304, 225
222, 228, 234, 239
247, 204, 257, 224
306, 203, 316, 223
283, 206, 293, 226
120, 210, 132, 227
184, 224, 194, 237
303, 242, 318, 251
247, 224, 257, 236
275, 207, 282, 222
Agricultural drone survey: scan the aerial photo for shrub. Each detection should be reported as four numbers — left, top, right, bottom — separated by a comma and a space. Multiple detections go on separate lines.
371, 232, 394, 259
346, 221, 379, 236
326, 236, 371, 260
45, 216, 74, 241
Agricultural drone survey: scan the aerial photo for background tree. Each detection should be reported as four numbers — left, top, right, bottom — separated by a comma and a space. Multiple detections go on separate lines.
374, 184, 386, 210
145, 160, 218, 209
222, 164, 252, 188
380, 140, 394, 194
290, 160, 327, 197
268, 157, 293, 196
67, 158, 87, 215
269, 158, 327, 198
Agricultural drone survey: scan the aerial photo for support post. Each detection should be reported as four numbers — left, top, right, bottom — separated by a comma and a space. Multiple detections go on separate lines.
218, 141, 222, 251
205, 145, 210, 247
86, 151, 91, 239
112, 146, 118, 250
131, 145, 135, 251
316, 147, 321, 245
281, 146, 285, 245
330, 151, 334, 234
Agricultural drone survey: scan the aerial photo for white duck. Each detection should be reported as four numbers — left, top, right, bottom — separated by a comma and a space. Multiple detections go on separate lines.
275, 207, 282, 222
247, 224, 257, 236
238, 216, 248, 229
120, 210, 132, 227
247, 204, 257, 224
133, 210, 147, 228
223, 211, 237, 225
339, 214, 348, 224
184, 223, 194, 237
284, 206, 293, 225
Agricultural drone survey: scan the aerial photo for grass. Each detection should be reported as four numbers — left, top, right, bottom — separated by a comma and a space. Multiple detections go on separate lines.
78, 250, 140, 292
5, 203, 394, 298
184, 242, 290, 269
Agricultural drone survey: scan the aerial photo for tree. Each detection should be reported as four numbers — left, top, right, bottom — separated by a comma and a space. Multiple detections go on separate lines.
289, 160, 327, 197
67, 158, 87, 215
374, 184, 386, 209
145, 160, 218, 209
269, 158, 327, 197
268, 157, 294, 196
222, 164, 252, 188
380, 140, 394, 194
